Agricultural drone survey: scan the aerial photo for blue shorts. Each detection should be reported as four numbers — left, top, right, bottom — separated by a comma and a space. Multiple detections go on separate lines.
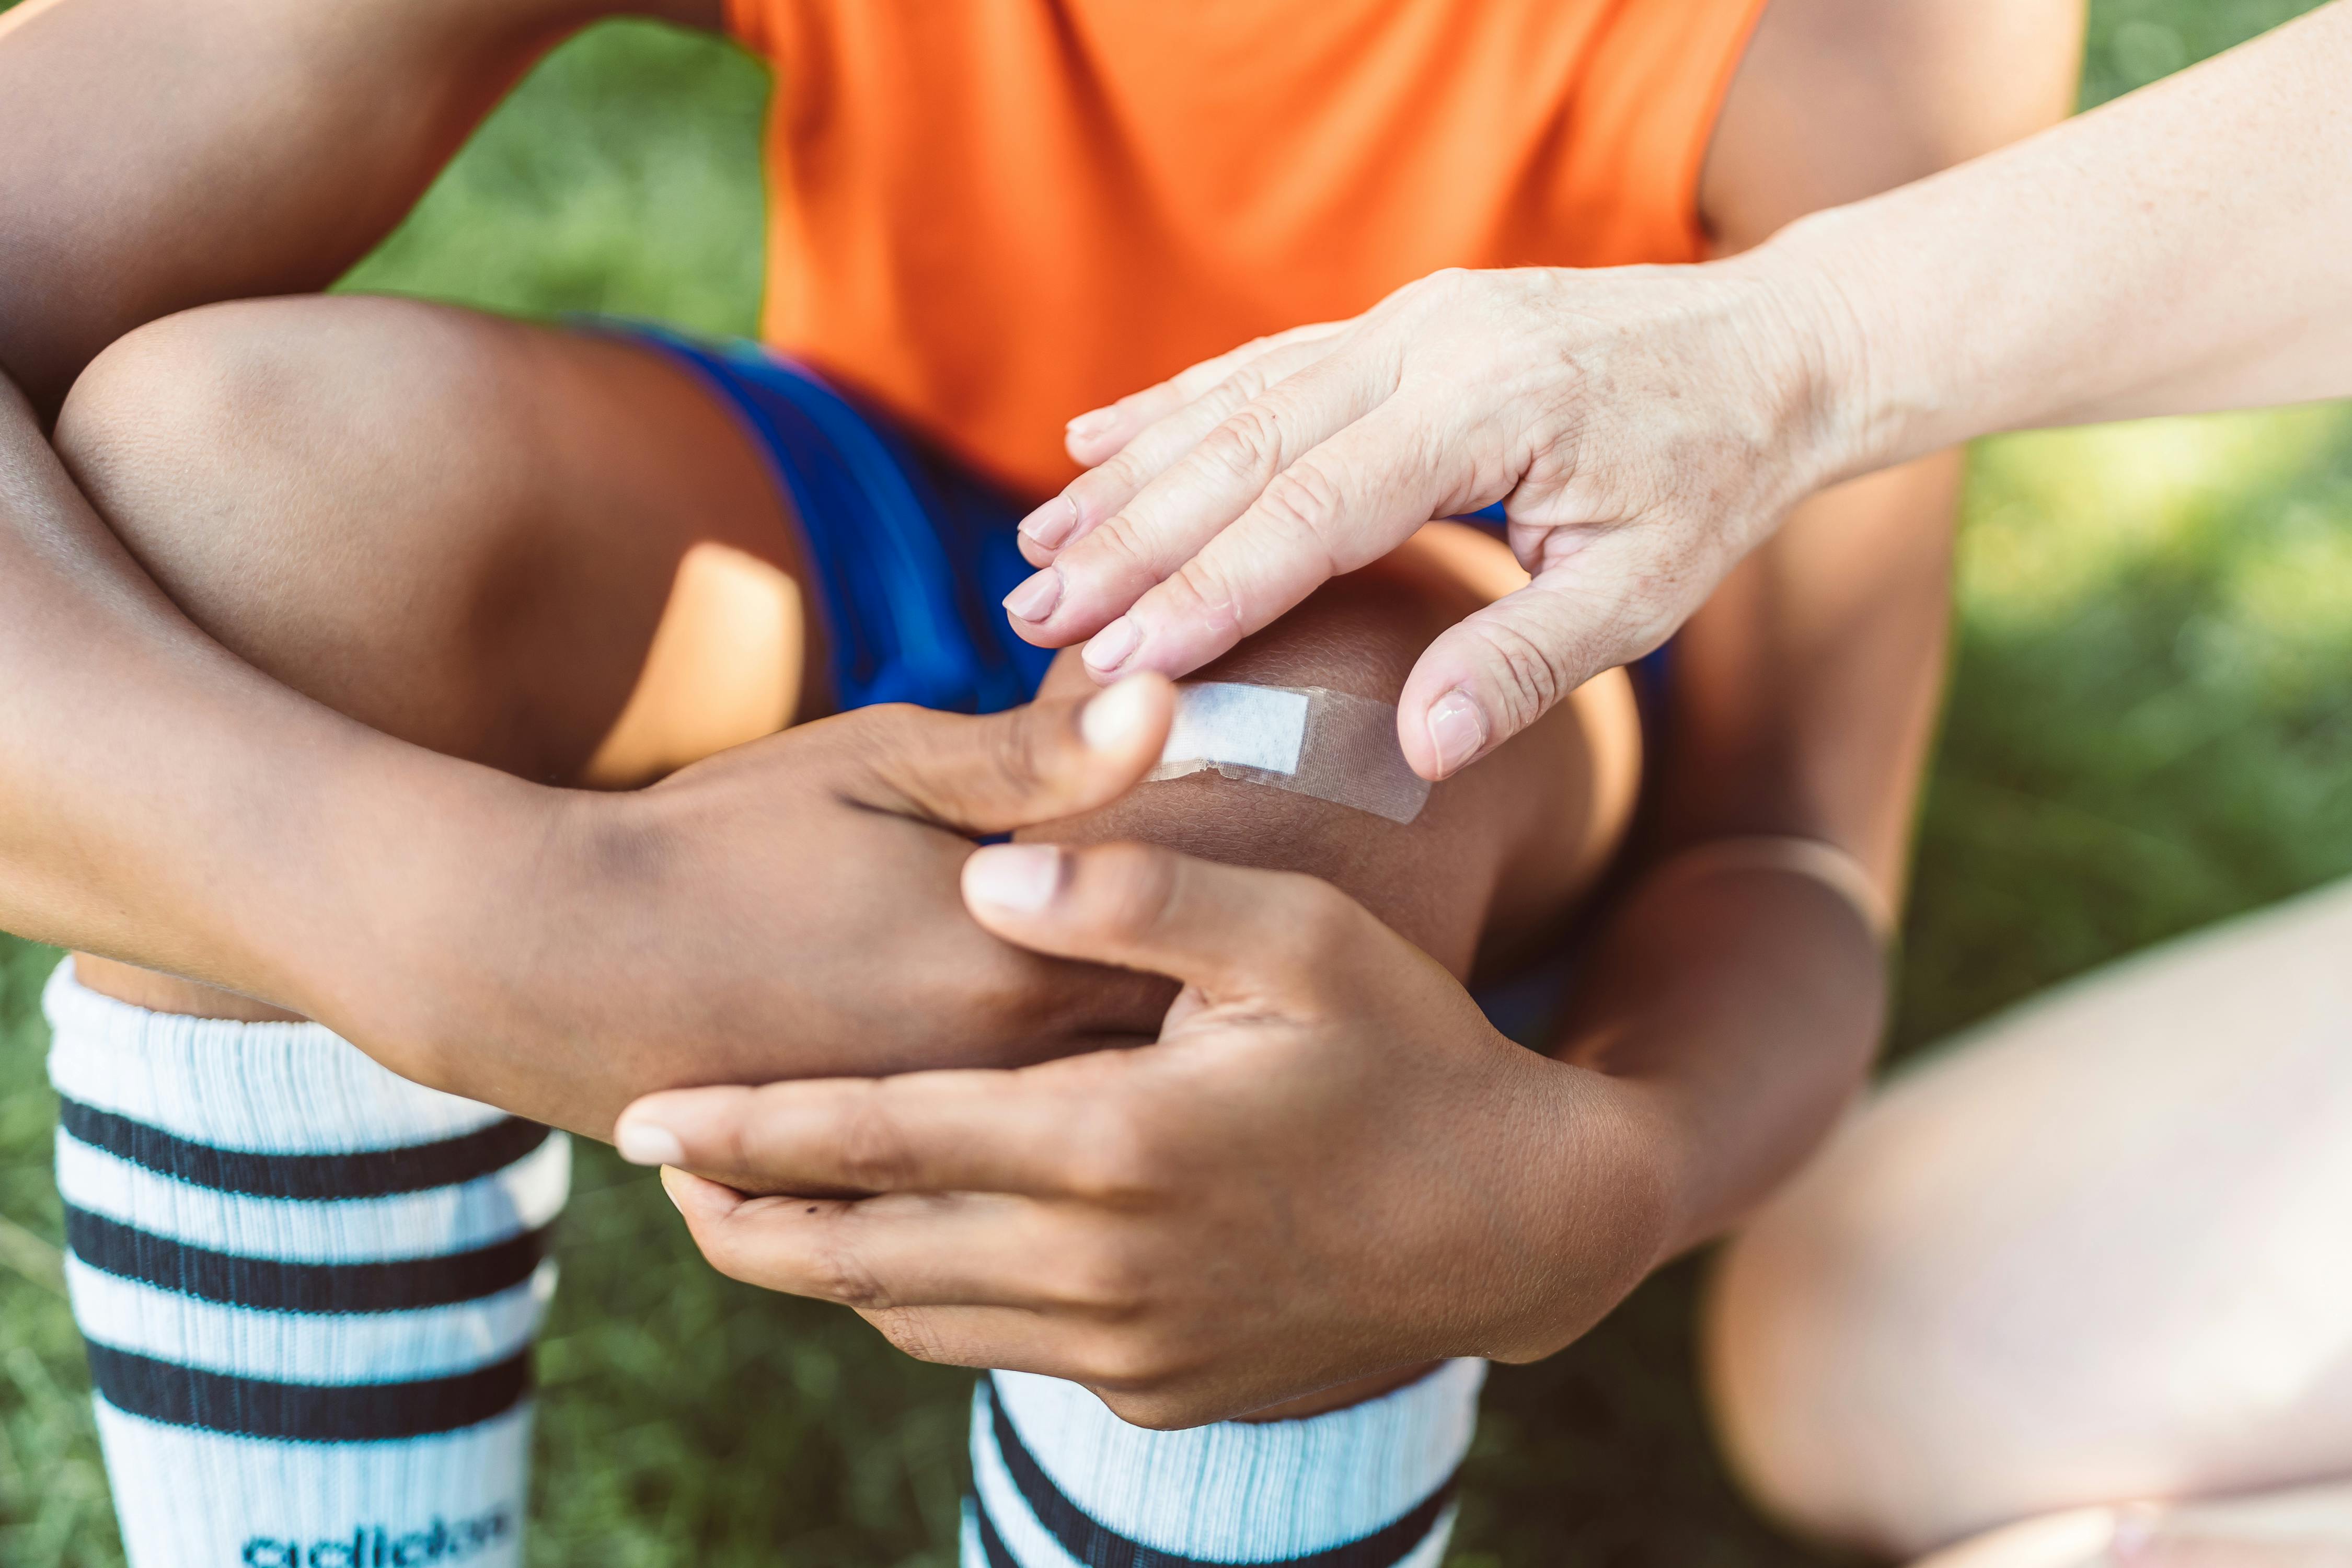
629, 324, 1520, 717
632, 328, 1058, 716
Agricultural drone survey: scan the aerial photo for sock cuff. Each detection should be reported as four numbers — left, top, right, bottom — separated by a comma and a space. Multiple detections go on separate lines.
43, 960, 558, 1566
43, 958, 506, 1151
977, 1361, 1483, 1565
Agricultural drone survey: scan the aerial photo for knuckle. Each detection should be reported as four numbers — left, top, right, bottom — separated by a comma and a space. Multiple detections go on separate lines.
1471, 617, 1570, 731
1088, 842, 1185, 945
834, 1085, 921, 1192
1099, 1387, 1214, 1432
870, 1308, 953, 1365
1198, 401, 1288, 486
1063, 1100, 1170, 1203
1094, 446, 1157, 497
805, 1224, 894, 1310
1253, 466, 1348, 563
691, 1223, 762, 1286
1048, 1242, 1150, 1312
1213, 355, 1277, 410
1077, 1334, 1181, 1398
1162, 555, 1253, 642
984, 704, 1056, 794
1080, 512, 1169, 584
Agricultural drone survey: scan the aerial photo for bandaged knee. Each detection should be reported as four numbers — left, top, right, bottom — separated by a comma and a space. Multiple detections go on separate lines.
1147, 682, 1431, 825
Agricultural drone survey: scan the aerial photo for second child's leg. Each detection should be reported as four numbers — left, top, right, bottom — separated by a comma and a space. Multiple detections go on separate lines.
1705, 880, 2352, 1563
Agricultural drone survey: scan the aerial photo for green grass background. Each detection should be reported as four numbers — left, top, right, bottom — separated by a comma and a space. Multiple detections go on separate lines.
3, 3, 2348, 1561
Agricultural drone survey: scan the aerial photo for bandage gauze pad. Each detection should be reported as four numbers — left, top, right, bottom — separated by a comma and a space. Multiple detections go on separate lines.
1146, 682, 1432, 824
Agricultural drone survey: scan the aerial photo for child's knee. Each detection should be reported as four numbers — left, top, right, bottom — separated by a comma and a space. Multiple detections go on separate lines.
1023, 529, 1629, 978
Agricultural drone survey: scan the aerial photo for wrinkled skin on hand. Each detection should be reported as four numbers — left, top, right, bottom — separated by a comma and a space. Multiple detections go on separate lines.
999, 259, 1861, 779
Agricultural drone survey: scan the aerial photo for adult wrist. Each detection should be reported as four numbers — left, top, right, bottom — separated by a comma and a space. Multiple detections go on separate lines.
1731, 212, 1913, 492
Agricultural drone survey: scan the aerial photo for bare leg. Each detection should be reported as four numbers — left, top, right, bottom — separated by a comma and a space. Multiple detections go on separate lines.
1704, 879, 2352, 1558
1912, 1484, 2352, 1568
50, 293, 812, 1020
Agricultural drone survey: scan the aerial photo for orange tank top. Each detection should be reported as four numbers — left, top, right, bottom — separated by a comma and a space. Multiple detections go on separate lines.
724, 0, 1769, 499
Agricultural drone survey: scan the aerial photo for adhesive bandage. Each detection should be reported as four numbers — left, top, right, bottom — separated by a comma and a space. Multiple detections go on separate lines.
1146, 682, 1432, 825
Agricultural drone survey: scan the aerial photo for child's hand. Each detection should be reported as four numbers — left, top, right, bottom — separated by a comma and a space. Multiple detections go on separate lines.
618, 835, 1682, 1427
369, 676, 1182, 1139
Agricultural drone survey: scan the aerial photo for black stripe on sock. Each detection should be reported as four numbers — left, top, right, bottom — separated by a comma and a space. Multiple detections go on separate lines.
984, 1376, 1457, 1568
973, 1495, 1021, 1568
58, 1098, 551, 1199
65, 1206, 550, 1313
86, 1342, 531, 1442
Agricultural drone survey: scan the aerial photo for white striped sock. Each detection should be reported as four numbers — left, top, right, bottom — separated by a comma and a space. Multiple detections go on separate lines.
44, 961, 563, 1568
966, 1360, 1483, 1567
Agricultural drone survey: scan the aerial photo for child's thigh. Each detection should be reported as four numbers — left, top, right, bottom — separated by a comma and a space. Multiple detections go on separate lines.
1026, 523, 1641, 978
54, 295, 811, 787
58, 296, 813, 1021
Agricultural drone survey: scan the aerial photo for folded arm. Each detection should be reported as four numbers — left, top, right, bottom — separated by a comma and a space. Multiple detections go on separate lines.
0, 0, 1190, 1138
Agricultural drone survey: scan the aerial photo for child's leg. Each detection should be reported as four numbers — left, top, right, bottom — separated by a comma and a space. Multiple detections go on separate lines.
45, 295, 803, 1563
974, 524, 1643, 1567
1704, 879, 2352, 1560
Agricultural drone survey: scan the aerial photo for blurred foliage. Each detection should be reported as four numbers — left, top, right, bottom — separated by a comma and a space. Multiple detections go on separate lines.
2, 1, 2347, 1563
2077, 0, 2325, 103
337, 20, 768, 338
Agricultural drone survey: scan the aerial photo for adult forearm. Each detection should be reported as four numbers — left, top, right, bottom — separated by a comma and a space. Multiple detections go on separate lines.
1767, 0, 2352, 475
1557, 865, 1887, 1255
0, 377, 536, 1058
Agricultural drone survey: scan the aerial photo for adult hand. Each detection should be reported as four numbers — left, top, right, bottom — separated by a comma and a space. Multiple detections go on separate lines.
614, 838, 1681, 1427
379, 677, 1184, 1138
997, 257, 1863, 779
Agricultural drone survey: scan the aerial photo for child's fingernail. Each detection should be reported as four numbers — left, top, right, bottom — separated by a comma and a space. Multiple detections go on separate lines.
616, 1117, 686, 1168
1065, 408, 1120, 445
1082, 617, 1142, 677
1425, 689, 1488, 776
1080, 674, 1160, 753
1019, 495, 1082, 551
964, 843, 1067, 914
1003, 568, 1063, 623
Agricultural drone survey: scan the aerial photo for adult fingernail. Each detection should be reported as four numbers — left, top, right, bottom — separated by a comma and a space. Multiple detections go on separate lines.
1019, 495, 1082, 551
1083, 617, 1141, 677
1003, 567, 1063, 623
1065, 408, 1120, 445
964, 843, 1066, 914
1425, 689, 1488, 776
616, 1117, 685, 1168
1080, 674, 1158, 753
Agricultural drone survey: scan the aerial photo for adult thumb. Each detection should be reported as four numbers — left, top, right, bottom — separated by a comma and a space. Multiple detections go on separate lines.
1397, 560, 1676, 778
850, 672, 1175, 835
